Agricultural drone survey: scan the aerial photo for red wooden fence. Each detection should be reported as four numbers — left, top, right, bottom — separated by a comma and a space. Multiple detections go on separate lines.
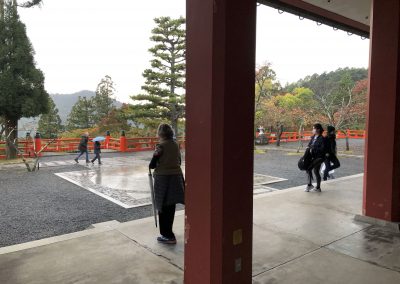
0, 134, 186, 160
0, 130, 361, 159
256, 129, 365, 144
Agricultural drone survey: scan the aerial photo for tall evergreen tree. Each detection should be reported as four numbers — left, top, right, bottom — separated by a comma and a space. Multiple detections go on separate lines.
38, 97, 62, 138
129, 17, 186, 136
93, 75, 115, 122
66, 96, 95, 130
0, 1, 49, 158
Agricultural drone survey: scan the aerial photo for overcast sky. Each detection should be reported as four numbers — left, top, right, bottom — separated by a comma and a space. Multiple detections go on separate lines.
18, 0, 370, 103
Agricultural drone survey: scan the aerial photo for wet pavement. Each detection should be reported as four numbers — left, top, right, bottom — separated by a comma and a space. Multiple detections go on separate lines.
55, 158, 286, 209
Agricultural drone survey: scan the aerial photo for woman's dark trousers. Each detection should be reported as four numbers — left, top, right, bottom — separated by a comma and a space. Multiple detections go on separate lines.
307, 158, 324, 188
91, 153, 101, 164
323, 155, 340, 179
159, 204, 176, 239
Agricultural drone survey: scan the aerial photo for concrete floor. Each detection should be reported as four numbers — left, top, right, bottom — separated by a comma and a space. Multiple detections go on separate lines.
0, 174, 399, 283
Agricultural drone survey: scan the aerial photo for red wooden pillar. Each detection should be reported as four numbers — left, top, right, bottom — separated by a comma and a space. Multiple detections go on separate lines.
34, 132, 42, 156
185, 0, 256, 283
364, 0, 400, 222
119, 130, 127, 152
105, 131, 111, 149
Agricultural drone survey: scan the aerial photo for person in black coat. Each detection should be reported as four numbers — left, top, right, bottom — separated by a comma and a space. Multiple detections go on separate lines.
74, 133, 89, 164
305, 123, 325, 192
323, 125, 340, 180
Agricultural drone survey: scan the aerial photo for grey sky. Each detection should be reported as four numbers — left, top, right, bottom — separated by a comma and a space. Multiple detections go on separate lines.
18, 1, 369, 103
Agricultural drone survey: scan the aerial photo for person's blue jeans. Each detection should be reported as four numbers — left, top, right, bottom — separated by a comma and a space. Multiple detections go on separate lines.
76, 150, 89, 162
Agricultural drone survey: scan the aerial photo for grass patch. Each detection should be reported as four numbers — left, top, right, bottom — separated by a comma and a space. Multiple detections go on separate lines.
254, 149, 267, 154
0, 158, 34, 165
286, 152, 303, 156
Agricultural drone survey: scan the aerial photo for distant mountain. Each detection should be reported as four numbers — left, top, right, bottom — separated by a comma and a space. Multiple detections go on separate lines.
51, 90, 96, 123
18, 90, 123, 137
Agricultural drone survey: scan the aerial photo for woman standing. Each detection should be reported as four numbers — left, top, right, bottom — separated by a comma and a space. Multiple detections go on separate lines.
323, 125, 340, 180
305, 123, 325, 192
149, 124, 185, 244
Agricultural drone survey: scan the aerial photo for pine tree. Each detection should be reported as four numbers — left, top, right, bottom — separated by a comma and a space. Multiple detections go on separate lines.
0, 1, 49, 159
38, 97, 62, 138
129, 17, 186, 136
66, 96, 95, 130
16, 0, 43, 8
93, 75, 115, 122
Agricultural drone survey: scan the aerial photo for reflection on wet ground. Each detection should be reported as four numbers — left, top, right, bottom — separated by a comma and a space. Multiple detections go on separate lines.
56, 157, 286, 208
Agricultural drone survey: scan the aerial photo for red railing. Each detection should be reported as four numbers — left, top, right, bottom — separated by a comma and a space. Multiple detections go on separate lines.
256, 129, 366, 144
0, 140, 36, 159
0, 135, 186, 159
0, 129, 362, 159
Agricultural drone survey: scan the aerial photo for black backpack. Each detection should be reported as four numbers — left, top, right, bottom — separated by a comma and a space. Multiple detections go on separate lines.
298, 148, 312, 171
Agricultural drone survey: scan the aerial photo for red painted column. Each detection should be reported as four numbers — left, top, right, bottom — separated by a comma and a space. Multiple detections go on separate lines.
105, 130, 111, 149
364, 0, 400, 222
185, 0, 256, 283
34, 132, 42, 157
119, 130, 127, 152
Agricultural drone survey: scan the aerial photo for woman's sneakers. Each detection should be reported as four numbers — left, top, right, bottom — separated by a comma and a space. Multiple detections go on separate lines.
305, 184, 314, 192
157, 236, 177, 245
313, 187, 322, 192
305, 185, 322, 192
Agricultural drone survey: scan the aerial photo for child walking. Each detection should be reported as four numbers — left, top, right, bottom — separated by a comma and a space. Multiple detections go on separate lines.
323, 125, 340, 180
91, 141, 102, 165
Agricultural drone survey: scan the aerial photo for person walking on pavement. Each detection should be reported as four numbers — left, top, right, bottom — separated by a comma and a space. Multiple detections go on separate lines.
91, 141, 102, 165
323, 125, 340, 180
74, 133, 90, 164
305, 123, 326, 192
149, 124, 185, 245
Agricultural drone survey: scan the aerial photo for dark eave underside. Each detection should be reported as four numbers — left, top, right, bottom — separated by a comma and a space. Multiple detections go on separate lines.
258, 0, 370, 38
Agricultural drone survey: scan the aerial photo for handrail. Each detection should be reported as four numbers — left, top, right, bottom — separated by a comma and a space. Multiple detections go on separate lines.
0, 129, 364, 159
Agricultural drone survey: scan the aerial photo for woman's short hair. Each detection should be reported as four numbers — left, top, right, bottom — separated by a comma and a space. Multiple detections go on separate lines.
313, 123, 324, 133
157, 124, 174, 139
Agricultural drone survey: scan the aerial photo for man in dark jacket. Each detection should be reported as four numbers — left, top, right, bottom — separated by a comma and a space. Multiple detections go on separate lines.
74, 133, 89, 164
323, 125, 340, 180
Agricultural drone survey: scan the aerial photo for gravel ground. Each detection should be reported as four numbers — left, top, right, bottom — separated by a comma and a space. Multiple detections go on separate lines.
0, 149, 363, 247
0, 163, 154, 247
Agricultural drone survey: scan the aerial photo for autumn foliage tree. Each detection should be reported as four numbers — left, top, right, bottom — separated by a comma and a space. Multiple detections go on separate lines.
97, 104, 130, 135
348, 78, 368, 129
